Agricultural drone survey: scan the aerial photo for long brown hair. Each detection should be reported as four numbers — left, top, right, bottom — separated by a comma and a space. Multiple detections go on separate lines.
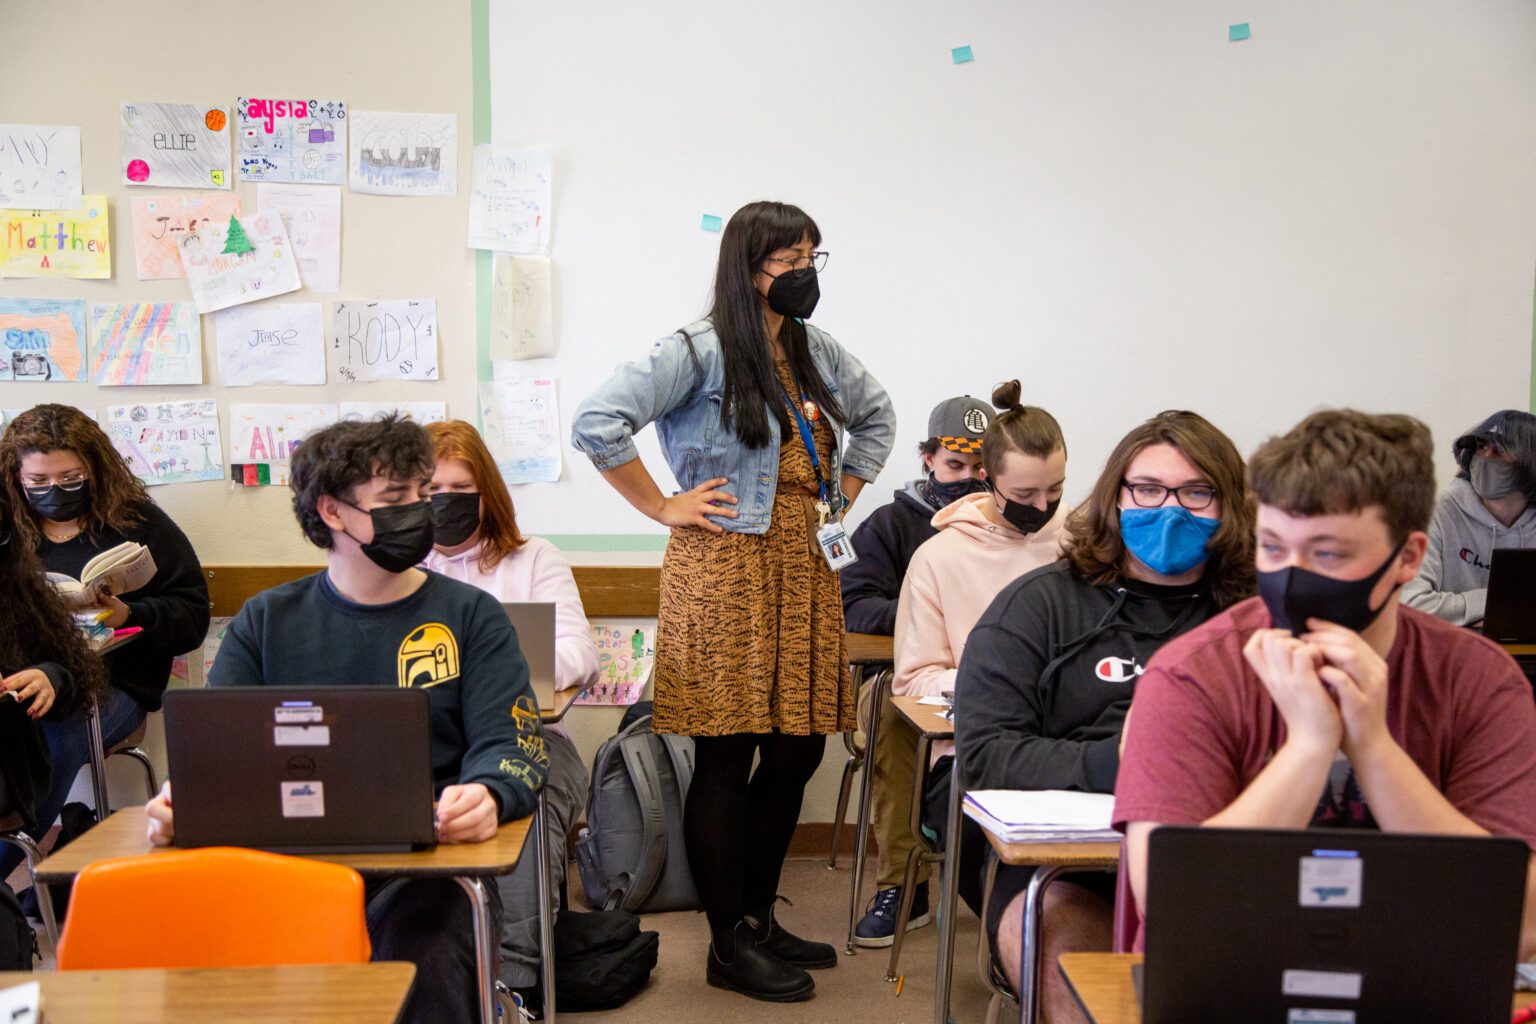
426, 420, 527, 572
0, 404, 149, 544
983, 380, 1066, 478
1063, 410, 1256, 609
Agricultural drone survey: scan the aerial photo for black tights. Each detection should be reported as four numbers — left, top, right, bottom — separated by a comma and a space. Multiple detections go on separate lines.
685, 731, 827, 951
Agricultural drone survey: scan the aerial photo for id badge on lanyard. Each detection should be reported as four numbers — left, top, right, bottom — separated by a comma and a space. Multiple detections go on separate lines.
783, 382, 858, 571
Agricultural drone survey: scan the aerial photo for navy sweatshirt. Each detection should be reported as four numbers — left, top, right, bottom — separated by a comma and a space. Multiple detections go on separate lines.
39, 501, 210, 712
840, 482, 940, 635
208, 570, 547, 822
954, 561, 1220, 795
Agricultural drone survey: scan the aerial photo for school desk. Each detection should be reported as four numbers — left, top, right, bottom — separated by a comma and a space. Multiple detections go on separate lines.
535, 686, 584, 1024
0, 962, 414, 1023
34, 806, 530, 1024
841, 632, 895, 955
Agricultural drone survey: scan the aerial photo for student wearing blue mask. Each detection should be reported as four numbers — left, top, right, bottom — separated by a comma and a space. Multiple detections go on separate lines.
952, 410, 1255, 1016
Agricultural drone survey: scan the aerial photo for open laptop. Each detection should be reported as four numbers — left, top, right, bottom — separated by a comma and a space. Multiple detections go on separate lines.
1142, 827, 1527, 1023
503, 601, 557, 711
164, 687, 436, 854
1483, 548, 1536, 644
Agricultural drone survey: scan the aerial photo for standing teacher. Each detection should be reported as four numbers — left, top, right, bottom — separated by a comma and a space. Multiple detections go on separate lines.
573, 201, 895, 1002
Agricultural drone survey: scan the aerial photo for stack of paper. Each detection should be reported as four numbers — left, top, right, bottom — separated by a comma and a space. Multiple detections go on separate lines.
962, 789, 1118, 843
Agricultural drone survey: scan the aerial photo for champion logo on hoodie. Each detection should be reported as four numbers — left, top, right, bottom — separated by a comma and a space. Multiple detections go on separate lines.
1459, 547, 1491, 571
1095, 656, 1144, 684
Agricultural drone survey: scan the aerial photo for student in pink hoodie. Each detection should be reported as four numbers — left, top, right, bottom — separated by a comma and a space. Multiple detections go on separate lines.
420, 420, 600, 1014
879, 380, 1068, 926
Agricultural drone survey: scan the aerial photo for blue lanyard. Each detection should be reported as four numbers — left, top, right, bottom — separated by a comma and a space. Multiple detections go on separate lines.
781, 383, 829, 505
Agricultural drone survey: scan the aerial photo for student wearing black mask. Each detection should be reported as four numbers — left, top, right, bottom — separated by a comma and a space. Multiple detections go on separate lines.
0, 404, 208, 885
145, 414, 547, 1024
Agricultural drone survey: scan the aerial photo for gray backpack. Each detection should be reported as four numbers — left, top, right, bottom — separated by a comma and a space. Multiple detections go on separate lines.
575, 712, 699, 913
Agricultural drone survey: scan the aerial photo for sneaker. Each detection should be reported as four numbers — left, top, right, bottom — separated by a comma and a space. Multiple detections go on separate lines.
853, 882, 932, 948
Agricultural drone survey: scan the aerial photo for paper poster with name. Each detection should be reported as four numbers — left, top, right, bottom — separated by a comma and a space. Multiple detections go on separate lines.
0, 196, 111, 278
339, 402, 447, 424
256, 183, 340, 293
227, 403, 337, 484
330, 299, 439, 382
491, 254, 554, 360
467, 145, 551, 253
478, 376, 561, 484
0, 298, 87, 381
349, 111, 457, 197
215, 302, 326, 386
130, 192, 242, 280
120, 102, 231, 189
0, 125, 82, 210
89, 303, 203, 386
236, 98, 347, 184
178, 211, 302, 314
577, 622, 655, 706
107, 400, 224, 486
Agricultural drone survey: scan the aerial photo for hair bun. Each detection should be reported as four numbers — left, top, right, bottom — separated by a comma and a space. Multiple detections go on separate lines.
991, 379, 1024, 413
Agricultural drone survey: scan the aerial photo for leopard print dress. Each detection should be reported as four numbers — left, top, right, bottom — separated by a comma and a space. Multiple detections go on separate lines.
651, 360, 853, 737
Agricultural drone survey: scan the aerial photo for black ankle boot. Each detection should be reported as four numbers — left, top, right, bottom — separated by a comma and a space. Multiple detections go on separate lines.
748, 901, 838, 970
706, 919, 816, 1002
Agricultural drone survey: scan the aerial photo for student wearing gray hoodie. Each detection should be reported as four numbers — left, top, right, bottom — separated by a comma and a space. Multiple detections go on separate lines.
1404, 410, 1536, 625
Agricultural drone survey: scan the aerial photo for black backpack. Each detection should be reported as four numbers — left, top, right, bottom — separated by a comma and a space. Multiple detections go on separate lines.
552, 909, 659, 1011
0, 880, 36, 971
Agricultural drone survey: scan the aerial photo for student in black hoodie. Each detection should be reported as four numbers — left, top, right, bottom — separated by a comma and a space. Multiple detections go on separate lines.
842, 396, 993, 946
953, 410, 1255, 1019
0, 404, 209, 881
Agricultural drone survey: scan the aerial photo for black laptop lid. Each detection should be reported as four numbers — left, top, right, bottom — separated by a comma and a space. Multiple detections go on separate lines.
1483, 548, 1536, 644
165, 687, 437, 853
1143, 827, 1527, 1024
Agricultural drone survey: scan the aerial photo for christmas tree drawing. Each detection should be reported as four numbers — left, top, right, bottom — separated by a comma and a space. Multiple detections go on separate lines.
221, 216, 255, 256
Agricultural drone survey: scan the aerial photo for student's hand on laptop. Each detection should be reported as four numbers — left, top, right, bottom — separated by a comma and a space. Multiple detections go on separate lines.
1, 669, 55, 718
1243, 629, 1342, 756
1300, 619, 1390, 759
146, 780, 175, 846
435, 783, 498, 843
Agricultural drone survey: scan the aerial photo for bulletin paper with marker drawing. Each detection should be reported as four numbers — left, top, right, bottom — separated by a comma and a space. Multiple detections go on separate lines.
89, 302, 203, 386
177, 211, 302, 314
577, 622, 655, 706
491, 254, 554, 360
330, 299, 439, 382
130, 192, 242, 281
227, 403, 338, 486
0, 124, 82, 210
0, 298, 87, 382
120, 102, 232, 189
215, 302, 326, 387
256, 183, 340, 293
107, 400, 224, 487
479, 376, 561, 484
0, 196, 111, 279
467, 145, 551, 253
236, 98, 347, 185
349, 111, 458, 197
340, 402, 447, 424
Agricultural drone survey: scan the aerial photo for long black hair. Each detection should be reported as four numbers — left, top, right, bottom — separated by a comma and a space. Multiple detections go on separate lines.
705, 201, 845, 448
1453, 409, 1536, 502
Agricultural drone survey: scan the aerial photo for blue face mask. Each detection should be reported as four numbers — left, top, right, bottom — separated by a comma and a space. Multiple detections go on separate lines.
1120, 506, 1220, 576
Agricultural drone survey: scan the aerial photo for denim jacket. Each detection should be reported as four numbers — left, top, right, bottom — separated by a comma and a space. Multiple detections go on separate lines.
571, 318, 896, 534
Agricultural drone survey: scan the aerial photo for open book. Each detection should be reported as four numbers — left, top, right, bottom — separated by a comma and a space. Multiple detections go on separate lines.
962, 789, 1119, 843
46, 541, 157, 608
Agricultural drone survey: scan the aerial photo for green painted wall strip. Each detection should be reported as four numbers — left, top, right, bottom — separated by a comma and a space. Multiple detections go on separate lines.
472, 0, 493, 383
1530, 263, 1535, 412
545, 534, 670, 553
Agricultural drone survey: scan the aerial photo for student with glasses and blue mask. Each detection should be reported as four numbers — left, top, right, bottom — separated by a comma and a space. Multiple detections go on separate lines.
951, 410, 1255, 1018
573, 200, 895, 1002
0, 405, 209, 891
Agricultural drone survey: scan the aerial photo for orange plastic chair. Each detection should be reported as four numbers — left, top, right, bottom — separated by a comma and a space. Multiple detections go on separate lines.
56, 846, 371, 969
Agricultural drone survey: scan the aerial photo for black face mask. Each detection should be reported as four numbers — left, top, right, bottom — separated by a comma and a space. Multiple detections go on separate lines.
765, 266, 820, 319
339, 499, 436, 573
922, 474, 986, 509
431, 492, 482, 548
988, 482, 1061, 536
1257, 543, 1404, 634
25, 481, 92, 523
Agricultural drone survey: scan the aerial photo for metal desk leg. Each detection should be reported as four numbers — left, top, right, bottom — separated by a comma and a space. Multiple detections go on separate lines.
1018, 865, 1069, 1024
828, 664, 868, 869
85, 702, 112, 819
932, 766, 963, 1024
845, 668, 890, 954
536, 787, 558, 1024
454, 875, 497, 1024
887, 734, 932, 982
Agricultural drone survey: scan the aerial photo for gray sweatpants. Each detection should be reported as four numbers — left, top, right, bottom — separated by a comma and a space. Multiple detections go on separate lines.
498, 729, 588, 990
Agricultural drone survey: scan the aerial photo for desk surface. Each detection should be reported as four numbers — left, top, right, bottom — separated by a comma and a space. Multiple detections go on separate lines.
0, 962, 415, 1024
892, 695, 955, 738
35, 806, 532, 882
846, 632, 894, 664
980, 828, 1121, 868
1058, 953, 1536, 1023
542, 687, 580, 724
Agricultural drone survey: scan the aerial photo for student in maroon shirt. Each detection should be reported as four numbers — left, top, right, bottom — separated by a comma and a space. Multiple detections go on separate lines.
1115, 409, 1536, 956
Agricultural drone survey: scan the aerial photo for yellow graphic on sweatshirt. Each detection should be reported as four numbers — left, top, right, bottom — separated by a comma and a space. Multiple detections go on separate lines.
397, 623, 461, 689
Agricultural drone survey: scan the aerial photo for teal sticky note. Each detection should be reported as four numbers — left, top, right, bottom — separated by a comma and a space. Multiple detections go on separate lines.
951, 45, 974, 64
701, 214, 722, 232
1229, 23, 1251, 41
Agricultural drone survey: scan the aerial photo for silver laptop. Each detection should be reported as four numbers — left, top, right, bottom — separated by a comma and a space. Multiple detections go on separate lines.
503, 601, 557, 711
